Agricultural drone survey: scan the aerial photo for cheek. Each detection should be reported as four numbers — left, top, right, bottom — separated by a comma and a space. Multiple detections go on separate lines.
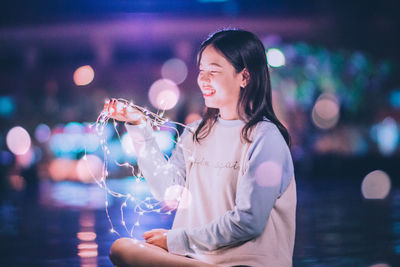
197, 75, 201, 87
219, 77, 239, 95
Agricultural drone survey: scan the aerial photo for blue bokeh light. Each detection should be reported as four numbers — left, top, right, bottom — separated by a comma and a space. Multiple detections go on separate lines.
0, 96, 15, 117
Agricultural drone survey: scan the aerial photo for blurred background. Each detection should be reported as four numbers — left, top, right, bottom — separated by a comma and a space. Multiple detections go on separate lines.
1, 0, 400, 266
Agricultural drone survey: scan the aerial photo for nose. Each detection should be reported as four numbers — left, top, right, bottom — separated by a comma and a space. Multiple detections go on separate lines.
198, 71, 210, 83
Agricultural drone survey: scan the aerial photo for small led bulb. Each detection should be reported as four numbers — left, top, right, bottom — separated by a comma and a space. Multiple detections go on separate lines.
116, 102, 124, 112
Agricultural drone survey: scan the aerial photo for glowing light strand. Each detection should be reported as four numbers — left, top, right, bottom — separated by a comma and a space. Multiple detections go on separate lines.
84, 98, 194, 237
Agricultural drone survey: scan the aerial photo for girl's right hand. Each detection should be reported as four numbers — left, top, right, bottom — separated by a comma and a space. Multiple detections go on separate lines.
104, 98, 146, 125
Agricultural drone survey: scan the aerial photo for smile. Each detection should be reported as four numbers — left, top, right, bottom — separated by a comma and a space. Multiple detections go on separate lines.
203, 88, 216, 97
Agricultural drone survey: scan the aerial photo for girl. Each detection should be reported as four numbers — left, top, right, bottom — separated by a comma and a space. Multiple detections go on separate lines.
108, 29, 296, 267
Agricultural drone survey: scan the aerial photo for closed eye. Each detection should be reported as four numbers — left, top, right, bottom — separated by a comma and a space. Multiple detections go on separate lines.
198, 69, 220, 74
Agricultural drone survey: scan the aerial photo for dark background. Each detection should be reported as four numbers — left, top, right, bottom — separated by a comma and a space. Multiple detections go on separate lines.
0, 0, 399, 266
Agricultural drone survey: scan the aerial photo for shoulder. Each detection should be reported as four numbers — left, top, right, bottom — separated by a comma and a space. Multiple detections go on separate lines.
180, 119, 202, 143
182, 119, 202, 136
252, 120, 284, 142
187, 119, 202, 132
248, 119, 289, 158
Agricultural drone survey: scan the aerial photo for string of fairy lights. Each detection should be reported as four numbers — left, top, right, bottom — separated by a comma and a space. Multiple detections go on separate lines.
84, 98, 193, 237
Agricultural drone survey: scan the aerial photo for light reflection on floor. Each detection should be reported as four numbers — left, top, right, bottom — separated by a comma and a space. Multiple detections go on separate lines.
0, 177, 398, 266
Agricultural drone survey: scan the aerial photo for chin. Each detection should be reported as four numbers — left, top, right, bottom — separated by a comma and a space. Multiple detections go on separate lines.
204, 100, 218, 109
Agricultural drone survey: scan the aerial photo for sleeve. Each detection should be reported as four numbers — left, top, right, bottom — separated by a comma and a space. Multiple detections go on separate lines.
167, 123, 290, 255
125, 120, 189, 201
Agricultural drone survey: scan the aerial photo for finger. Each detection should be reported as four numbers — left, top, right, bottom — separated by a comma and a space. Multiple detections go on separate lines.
151, 228, 165, 232
107, 99, 114, 113
116, 101, 125, 113
143, 228, 165, 237
110, 99, 117, 115
142, 231, 154, 239
145, 237, 155, 244
103, 99, 110, 110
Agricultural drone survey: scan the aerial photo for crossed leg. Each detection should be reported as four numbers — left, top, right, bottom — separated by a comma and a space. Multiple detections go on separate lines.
109, 238, 217, 267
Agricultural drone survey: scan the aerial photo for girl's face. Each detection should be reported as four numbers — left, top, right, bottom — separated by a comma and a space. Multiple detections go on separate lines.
197, 45, 246, 119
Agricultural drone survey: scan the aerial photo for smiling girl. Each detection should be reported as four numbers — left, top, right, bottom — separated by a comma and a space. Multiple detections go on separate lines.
108, 29, 296, 267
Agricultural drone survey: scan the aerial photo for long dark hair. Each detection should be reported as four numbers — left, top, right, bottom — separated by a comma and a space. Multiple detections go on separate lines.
194, 29, 291, 146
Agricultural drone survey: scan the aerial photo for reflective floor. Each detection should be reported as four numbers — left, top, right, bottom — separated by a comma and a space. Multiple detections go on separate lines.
0, 176, 398, 267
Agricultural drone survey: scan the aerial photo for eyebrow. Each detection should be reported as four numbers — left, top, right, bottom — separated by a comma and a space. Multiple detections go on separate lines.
199, 62, 223, 68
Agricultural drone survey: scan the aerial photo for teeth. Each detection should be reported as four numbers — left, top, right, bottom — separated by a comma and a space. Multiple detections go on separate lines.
203, 89, 216, 95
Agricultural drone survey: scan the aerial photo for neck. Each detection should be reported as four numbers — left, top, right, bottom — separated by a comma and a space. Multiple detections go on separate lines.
219, 107, 239, 120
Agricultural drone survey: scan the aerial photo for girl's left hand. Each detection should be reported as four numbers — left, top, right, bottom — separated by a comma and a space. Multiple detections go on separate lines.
143, 229, 169, 251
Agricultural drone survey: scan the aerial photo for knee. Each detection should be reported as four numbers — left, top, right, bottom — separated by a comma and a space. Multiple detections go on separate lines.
109, 238, 136, 265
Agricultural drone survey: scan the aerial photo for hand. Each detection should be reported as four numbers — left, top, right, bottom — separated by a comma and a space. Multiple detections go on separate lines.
103, 98, 145, 125
143, 228, 169, 251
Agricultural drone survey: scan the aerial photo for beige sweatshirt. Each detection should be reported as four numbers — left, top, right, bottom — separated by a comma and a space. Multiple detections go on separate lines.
126, 117, 296, 267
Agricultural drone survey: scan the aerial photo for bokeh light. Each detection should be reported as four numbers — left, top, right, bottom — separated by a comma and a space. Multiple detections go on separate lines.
255, 161, 282, 187
266, 48, 285, 68
148, 79, 180, 110
77, 231, 97, 242
73, 65, 95, 86
369, 263, 391, 267
41, 181, 106, 208
78, 250, 98, 258
16, 148, 34, 168
311, 93, 340, 130
389, 90, 400, 108
361, 170, 391, 199
83, 133, 101, 153
161, 58, 188, 85
65, 122, 84, 134
76, 155, 103, 183
78, 243, 98, 250
6, 126, 31, 155
9, 175, 26, 191
50, 133, 80, 155
164, 185, 192, 209
79, 212, 95, 228
48, 158, 76, 181
376, 117, 399, 156
49, 126, 100, 156
0, 96, 15, 117
184, 113, 202, 125
35, 123, 51, 143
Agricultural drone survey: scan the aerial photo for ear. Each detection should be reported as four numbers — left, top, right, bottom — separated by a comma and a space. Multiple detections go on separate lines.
240, 68, 250, 88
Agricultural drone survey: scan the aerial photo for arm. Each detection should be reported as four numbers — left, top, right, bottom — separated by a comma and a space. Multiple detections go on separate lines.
125, 120, 190, 201
167, 123, 293, 255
